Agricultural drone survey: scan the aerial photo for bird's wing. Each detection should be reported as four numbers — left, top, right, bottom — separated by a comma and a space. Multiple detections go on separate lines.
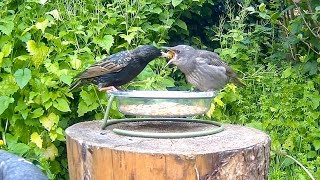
78, 51, 131, 79
197, 50, 238, 78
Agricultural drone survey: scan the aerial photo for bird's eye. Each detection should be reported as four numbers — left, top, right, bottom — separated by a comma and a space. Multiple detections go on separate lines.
175, 50, 180, 54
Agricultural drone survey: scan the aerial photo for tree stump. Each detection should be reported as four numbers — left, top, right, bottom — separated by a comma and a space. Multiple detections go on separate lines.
66, 120, 271, 180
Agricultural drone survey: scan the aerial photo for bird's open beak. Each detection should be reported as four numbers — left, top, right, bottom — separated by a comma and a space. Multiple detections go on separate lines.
164, 59, 175, 69
160, 46, 176, 68
161, 46, 176, 68
160, 47, 175, 59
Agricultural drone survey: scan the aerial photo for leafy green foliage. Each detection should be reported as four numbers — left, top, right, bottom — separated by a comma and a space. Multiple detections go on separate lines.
204, 0, 320, 178
0, 0, 207, 178
1, 0, 319, 179
14, 68, 32, 89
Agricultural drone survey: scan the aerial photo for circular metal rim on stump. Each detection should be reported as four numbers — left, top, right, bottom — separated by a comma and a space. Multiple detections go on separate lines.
104, 118, 224, 139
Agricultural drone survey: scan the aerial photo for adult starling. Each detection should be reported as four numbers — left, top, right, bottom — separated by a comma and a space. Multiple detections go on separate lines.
70, 45, 162, 91
162, 45, 245, 91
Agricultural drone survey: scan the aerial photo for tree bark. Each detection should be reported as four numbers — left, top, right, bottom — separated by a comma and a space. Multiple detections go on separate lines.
66, 121, 270, 180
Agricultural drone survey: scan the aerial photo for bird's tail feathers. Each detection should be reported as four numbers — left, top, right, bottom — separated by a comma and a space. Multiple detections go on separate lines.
231, 77, 246, 87
69, 79, 83, 92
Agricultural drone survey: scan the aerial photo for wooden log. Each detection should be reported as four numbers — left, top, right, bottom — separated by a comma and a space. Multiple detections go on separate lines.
66, 120, 271, 180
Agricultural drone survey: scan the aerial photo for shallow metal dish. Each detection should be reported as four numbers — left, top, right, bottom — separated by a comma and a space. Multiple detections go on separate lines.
110, 91, 216, 117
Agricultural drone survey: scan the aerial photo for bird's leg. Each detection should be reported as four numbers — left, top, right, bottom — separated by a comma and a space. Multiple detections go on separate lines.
98, 86, 119, 92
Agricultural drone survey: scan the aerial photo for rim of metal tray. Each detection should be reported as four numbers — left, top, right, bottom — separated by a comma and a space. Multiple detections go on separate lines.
102, 118, 224, 138
109, 90, 216, 99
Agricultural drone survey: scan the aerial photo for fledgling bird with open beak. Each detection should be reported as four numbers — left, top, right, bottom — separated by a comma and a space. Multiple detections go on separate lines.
162, 45, 245, 91
69, 45, 162, 92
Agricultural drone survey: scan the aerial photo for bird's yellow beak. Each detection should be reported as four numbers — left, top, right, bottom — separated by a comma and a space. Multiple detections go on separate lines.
164, 58, 175, 69
160, 47, 175, 59
161, 46, 176, 68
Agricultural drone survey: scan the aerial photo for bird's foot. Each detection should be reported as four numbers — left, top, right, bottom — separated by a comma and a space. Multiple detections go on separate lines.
99, 86, 119, 92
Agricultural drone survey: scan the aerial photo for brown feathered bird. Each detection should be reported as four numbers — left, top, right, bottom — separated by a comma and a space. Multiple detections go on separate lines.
162, 45, 245, 91
70, 45, 162, 91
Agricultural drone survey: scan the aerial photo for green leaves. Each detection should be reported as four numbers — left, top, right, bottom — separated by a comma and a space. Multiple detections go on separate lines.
313, 140, 320, 150
35, 19, 49, 33
77, 90, 99, 117
31, 108, 44, 118
0, 96, 14, 115
14, 68, 32, 89
40, 113, 59, 131
93, 35, 114, 53
8, 143, 31, 155
0, 21, 14, 36
60, 73, 73, 85
30, 132, 43, 148
53, 98, 71, 112
175, 19, 188, 31
119, 33, 135, 45
2, 43, 12, 57
26, 40, 49, 67
172, 0, 183, 7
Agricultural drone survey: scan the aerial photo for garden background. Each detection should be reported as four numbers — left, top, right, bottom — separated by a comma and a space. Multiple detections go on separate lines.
0, 0, 320, 179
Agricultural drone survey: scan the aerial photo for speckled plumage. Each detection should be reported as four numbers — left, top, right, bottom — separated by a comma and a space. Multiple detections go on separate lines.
70, 45, 161, 91
163, 45, 245, 91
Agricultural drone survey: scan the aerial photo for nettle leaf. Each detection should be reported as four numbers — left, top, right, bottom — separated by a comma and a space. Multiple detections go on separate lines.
282, 67, 292, 78
40, 113, 59, 131
2, 43, 12, 57
0, 74, 19, 96
175, 19, 187, 31
8, 143, 30, 155
35, 19, 49, 33
26, 40, 49, 67
49, 131, 58, 141
119, 33, 136, 44
150, 7, 162, 14
0, 96, 14, 115
80, 90, 96, 106
77, 100, 99, 117
93, 35, 114, 53
30, 132, 43, 148
43, 143, 58, 161
307, 151, 317, 159
31, 107, 44, 118
313, 140, 320, 150
172, 0, 183, 7
77, 90, 99, 116
53, 98, 70, 112
60, 73, 73, 85
14, 68, 32, 89
70, 57, 82, 70
0, 21, 14, 36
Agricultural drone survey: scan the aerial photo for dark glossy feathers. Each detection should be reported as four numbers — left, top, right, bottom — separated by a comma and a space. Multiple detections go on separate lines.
70, 45, 161, 91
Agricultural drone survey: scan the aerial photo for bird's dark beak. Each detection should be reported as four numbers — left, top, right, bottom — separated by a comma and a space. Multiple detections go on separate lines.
161, 46, 171, 50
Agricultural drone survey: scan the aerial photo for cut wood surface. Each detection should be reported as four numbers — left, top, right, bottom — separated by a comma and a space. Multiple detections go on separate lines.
66, 120, 271, 180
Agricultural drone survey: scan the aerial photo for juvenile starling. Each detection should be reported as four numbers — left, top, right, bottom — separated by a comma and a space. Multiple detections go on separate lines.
70, 45, 162, 91
162, 45, 245, 91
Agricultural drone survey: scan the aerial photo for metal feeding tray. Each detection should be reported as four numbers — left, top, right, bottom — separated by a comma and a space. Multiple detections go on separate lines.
101, 90, 224, 138
109, 91, 216, 117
